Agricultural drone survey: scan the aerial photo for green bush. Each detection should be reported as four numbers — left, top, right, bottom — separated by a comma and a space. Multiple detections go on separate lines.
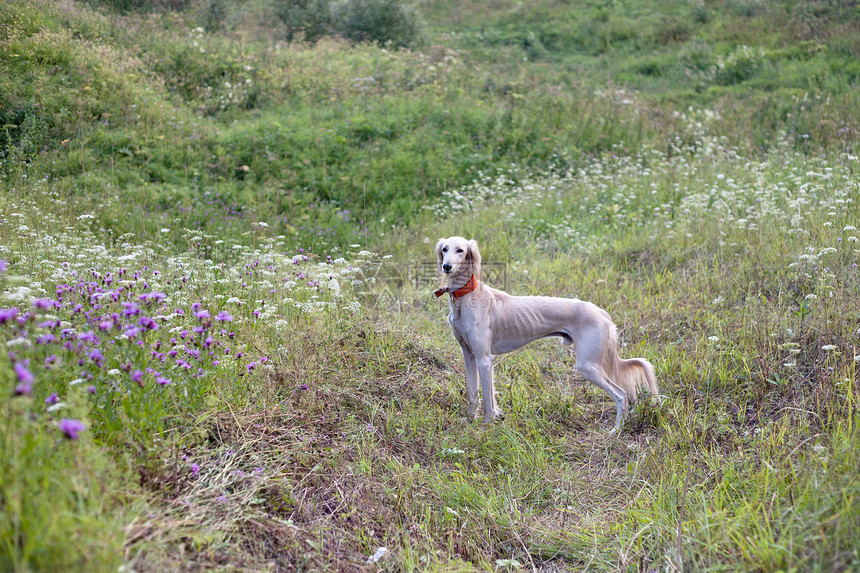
711, 44, 767, 85
275, 0, 333, 42
275, 0, 424, 47
331, 0, 424, 48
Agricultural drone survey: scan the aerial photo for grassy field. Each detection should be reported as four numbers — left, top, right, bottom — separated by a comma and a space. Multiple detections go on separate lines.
1, 0, 859, 571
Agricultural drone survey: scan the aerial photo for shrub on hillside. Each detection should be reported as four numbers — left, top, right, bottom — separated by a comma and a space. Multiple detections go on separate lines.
330, 0, 424, 48
275, 0, 333, 42
711, 44, 767, 85
275, 0, 424, 47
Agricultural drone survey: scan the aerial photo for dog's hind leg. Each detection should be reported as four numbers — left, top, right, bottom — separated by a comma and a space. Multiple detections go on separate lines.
575, 359, 628, 433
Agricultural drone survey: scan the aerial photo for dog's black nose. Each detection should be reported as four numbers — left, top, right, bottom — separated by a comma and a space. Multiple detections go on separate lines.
442, 263, 452, 273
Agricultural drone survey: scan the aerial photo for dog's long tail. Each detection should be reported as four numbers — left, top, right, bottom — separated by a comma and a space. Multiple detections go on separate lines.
604, 327, 659, 404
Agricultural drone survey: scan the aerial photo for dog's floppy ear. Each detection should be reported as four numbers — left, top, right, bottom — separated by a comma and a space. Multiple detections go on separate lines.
434, 238, 446, 283
467, 239, 482, 281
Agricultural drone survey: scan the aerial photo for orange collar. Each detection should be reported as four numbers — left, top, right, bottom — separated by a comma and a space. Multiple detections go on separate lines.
434, 274, 478, 299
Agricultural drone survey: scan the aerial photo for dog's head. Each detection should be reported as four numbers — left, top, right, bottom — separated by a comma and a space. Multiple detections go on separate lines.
434, 236, 481, 284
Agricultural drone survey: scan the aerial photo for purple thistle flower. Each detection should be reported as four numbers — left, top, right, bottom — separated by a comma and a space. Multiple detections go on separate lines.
33, 298, 55, 310
123, 326, 141, 339
59, 418, 86, 440
15, 361, 34, 385
131, 369, 144, 386
194, 309, 210, 320
139, 316, 158, 331
99, 320, 114, 331
191, 463, 200, 476
0, 307, 19, 324
88, 349, 104, 367
0, 259, 6, 272
87, 385, 97, 394
45, 393, 59, 405
215, 311, 233, 322
139, 291, 166, 305
15, 381, 33, 396
156, 375, 171, 386
121, 302, 140, 316
78, 330, 96, 343
37, 333, 55, 345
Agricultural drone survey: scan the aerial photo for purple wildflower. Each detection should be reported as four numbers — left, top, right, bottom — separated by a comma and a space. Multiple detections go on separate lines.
33, 298, 55, 310
139, 316, 158, 330
191, 463, 200, 476
87, 385, 97, 394
0, 259, 6, 272
0, 307, 19, 324
156, 375, 171, 386
15, 379, 33, 396
121, 302, 140, 316
99, 320, 114, 331
88, 349, 104, 367
15, 361, 34, 385
45, 393, 59, 405
139, 292, 166, 305
215, 311, 233, 322
59, 418, 86, 440
131, 369, 144, 386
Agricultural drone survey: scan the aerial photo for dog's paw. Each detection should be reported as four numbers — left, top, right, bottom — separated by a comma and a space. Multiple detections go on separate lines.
482, 409, 506, 424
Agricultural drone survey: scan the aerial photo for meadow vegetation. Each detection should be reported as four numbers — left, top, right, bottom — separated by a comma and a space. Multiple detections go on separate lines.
1, 0, 858, 570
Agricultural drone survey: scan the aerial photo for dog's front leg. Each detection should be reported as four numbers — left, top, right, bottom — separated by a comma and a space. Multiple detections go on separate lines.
476, 353, 500, 424
458, 342, 479, 420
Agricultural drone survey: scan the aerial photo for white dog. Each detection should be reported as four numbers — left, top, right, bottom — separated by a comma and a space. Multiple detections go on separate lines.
434, 236, 659, 432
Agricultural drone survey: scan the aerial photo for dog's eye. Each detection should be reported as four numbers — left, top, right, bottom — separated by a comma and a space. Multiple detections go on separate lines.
456, 248, 464, 253
441, 247, 448, 253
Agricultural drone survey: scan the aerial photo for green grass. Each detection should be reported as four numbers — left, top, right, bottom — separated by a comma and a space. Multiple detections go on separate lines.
1, 0, 859, 570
